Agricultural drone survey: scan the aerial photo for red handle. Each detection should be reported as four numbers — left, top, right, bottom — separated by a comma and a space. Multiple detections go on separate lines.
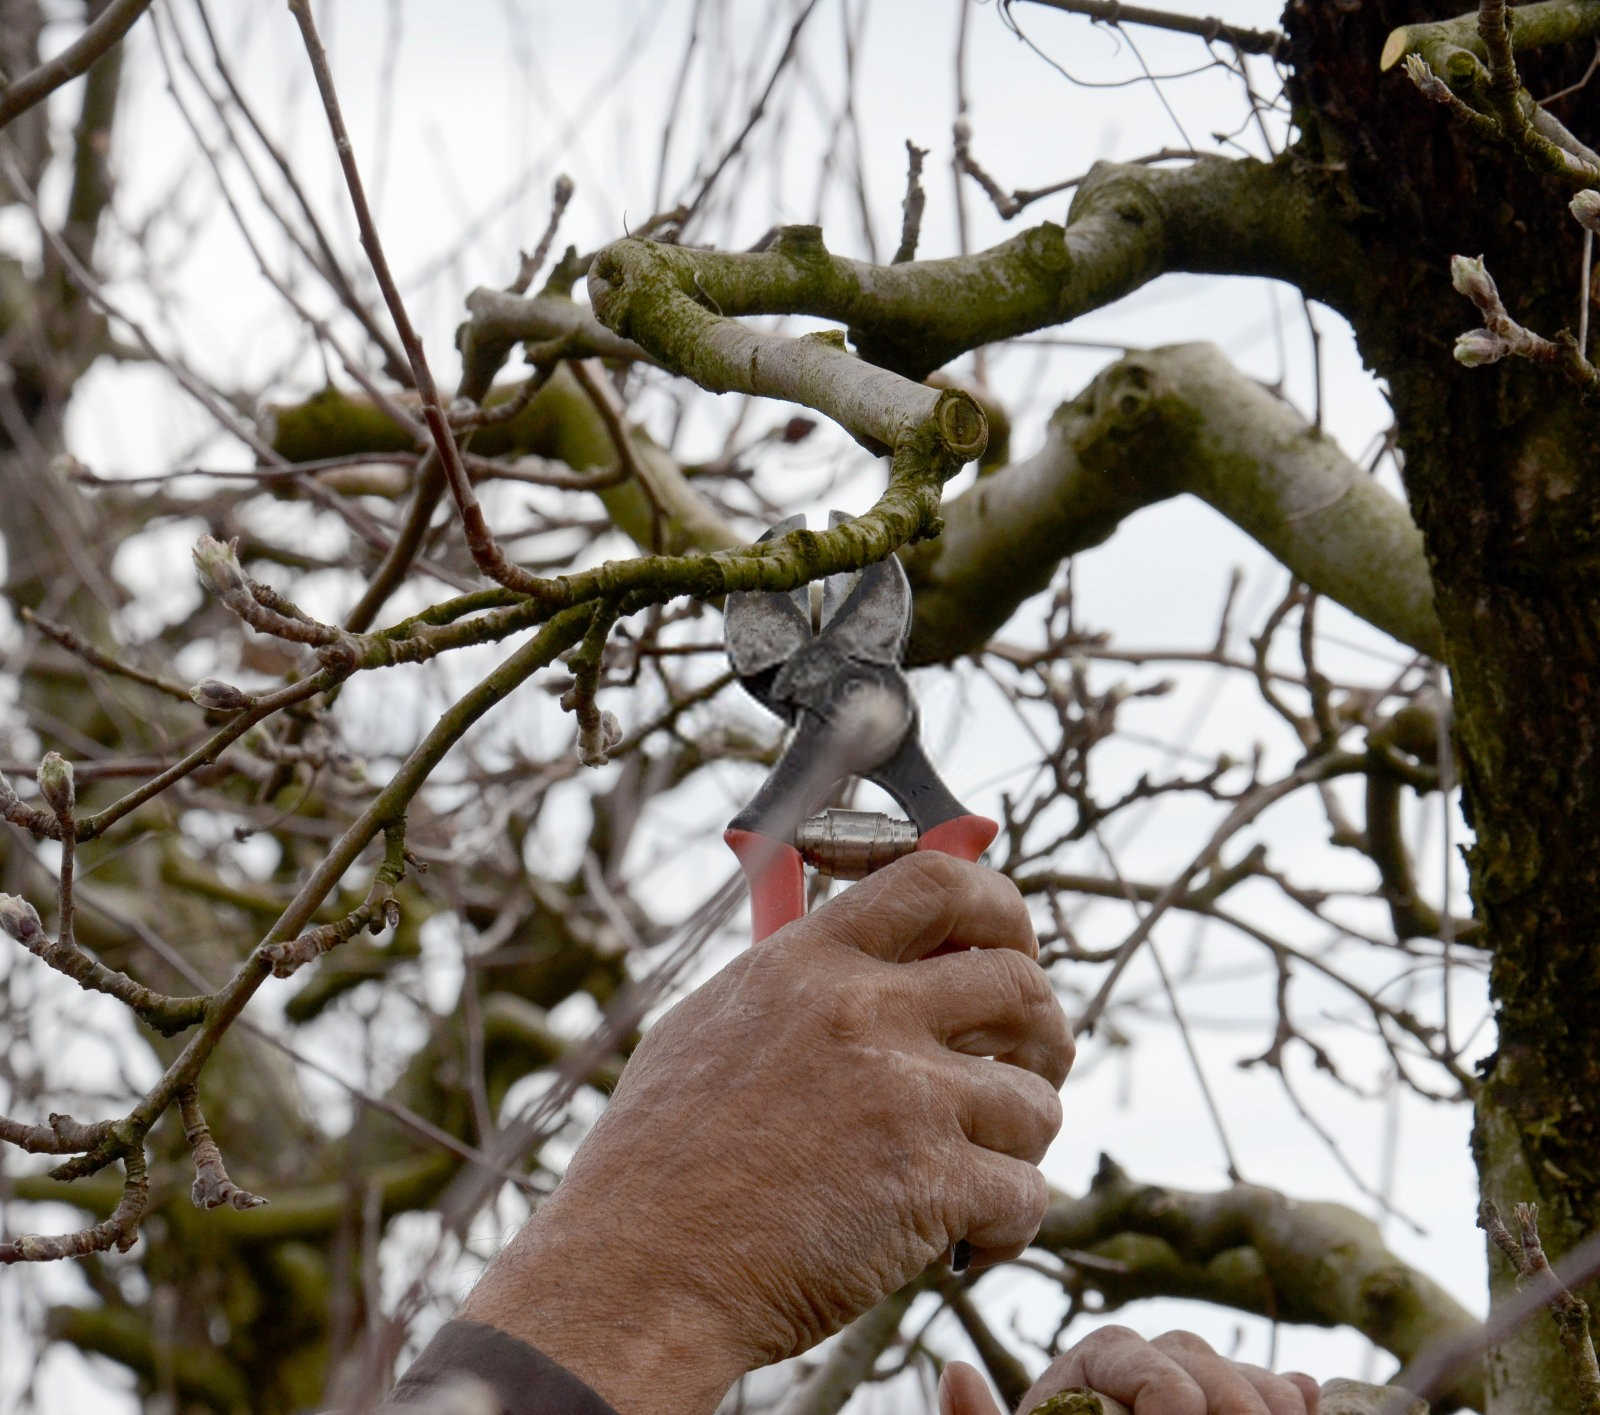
725, 828, 806, 943
919, 812, 999, 1276
727, 815, 997, 944
916, 813, 998, 862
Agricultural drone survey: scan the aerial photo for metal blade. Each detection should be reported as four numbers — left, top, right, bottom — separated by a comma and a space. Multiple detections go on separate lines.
820, 509, 861, 627
724, 514, 812, 681
817, 551, 912, 666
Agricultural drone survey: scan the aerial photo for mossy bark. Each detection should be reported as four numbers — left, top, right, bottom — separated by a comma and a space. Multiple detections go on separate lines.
1283, 3, 1600, 1409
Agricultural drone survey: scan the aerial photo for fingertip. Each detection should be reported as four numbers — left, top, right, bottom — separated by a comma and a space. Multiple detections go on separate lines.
1286, 1371, 1320, 1412
940, 1360, 1002, 1415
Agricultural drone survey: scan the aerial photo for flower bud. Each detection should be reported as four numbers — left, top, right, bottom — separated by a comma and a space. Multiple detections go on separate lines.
1571, 189, 1600, 234
1454, 328, 1506, 367
36, 752, 74, 816
1450, 254, 1499, 307
189, 679, 253, 713
0, 894, 43, 945
192, 534, 248, 598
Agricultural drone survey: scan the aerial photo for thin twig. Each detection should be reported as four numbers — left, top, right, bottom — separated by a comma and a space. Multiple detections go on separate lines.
508, 174, 575, 296
1478, 1200, 1600, 1415
21, 607, 194, 703
179, 1086, 268, 1211
678, 0, 823, 230
1012, 0, 1286, 59
285, 0, 550, 600
893, 140, 928, 264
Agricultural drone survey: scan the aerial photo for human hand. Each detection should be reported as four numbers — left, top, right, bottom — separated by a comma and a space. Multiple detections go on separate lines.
462, 853, 1073, 1415
939, 1327, 1320, 1415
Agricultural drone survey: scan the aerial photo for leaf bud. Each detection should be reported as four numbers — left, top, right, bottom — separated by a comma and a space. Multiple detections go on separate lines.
1570, 189, 1600, 235
1453, 328, 1506, 367
37, 752, 75, 816
192, 534, 248, 598
189, 679, 253, 713
1450, 254, 1499, 307
0, 894, 43, 945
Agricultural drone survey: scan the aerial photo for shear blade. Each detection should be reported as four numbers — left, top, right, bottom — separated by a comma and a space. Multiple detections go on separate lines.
820, 509, 860, 626
724, 514, 811, 679
725, 509, 913, 687
818, 555, 911, 666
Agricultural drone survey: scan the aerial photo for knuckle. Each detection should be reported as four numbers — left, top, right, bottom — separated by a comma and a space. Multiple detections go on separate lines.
1026, 1070, 1065, 1139
891, 849, 968, 897
989, 946, 1050, 1014
993, 872, 1034, 939
1246, 1369, 1316, 1415
818, 985, 879, 1047
1152, 1330, 1218, 1359
1077, 1323, 1141, 1353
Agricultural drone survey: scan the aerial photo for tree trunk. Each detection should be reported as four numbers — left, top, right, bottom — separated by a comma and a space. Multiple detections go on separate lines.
1284, 2, 1600, 1408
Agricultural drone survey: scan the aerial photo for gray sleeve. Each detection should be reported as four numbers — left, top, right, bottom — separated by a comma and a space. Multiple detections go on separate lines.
377, 1320, 622, 1415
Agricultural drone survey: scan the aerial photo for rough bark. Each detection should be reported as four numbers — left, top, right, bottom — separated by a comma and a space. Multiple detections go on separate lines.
1280, 3, 1600, 1410
1039, 1156, 1482, 1412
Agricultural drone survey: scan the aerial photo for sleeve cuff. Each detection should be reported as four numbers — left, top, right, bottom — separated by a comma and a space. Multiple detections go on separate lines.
383, 1320, 621, 1415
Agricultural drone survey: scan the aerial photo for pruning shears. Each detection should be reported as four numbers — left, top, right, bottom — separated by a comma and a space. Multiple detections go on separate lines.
722, 512, 999, 944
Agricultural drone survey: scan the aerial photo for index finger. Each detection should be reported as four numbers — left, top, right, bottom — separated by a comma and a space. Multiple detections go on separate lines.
800, 853, 1036, 964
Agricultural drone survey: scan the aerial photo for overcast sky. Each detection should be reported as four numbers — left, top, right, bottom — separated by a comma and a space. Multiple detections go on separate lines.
5, 3, 1487, 1410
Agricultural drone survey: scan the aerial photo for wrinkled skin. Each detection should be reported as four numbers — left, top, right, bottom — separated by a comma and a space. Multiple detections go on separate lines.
464, 854, 1071, 1414
457, 856, 1317, 1415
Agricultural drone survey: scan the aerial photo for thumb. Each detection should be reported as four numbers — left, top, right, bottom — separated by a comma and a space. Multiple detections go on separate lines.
939, 1361, 1006, 1415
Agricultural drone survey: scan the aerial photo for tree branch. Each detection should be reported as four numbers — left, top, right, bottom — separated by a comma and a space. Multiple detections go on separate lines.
0, 0, 152, 132
772, 1286, 919, 1415
1012, 0, 1287, 58
1037, 1157, 1483, 1412
584, 158, 1370, 380
906, 343, 1442, 665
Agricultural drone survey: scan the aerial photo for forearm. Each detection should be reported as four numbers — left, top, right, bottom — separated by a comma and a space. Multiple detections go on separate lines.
458, 1188, 750, 1415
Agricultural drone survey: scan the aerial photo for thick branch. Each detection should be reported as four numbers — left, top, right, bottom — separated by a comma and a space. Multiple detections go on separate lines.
584, 159, 1369, 381
1382, 1, 1600, 77
462, 288, 656, 367
905, 343, 1442, 663
1038, 1157, 1482, 1412
590, 225, 988, 459
269, 341, 1439, 671
772, 1286, 919, 1415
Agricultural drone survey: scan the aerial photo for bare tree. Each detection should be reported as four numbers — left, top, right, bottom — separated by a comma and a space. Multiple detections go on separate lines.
2, 1, 1599, 1412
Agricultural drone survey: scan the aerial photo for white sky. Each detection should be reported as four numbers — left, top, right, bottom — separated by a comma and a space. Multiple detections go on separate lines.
3, 2, 1490, 1411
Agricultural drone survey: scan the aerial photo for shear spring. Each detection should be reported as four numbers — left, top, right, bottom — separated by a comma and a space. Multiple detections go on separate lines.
794, 808, 919, 879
